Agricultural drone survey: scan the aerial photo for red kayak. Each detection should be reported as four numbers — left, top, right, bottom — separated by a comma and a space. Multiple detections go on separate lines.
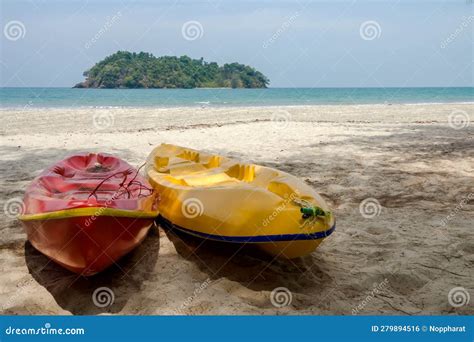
19, 153, 159, 276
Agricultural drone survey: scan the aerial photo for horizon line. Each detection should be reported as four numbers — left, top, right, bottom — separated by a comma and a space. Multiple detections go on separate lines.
0, 86, 473, 89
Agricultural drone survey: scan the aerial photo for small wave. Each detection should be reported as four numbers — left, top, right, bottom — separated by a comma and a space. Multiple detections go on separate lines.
91, 105, 125, 109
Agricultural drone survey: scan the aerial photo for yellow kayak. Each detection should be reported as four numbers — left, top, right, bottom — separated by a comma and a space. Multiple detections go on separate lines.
146, 144, 335, 258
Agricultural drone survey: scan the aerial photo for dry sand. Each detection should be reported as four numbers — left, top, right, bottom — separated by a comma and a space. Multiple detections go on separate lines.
0, 103, 473, 315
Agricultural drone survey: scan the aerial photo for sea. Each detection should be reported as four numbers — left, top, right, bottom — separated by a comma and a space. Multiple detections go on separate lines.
0, 87, 472, 108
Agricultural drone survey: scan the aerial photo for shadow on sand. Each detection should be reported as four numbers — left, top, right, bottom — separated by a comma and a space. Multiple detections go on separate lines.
159, 219, 334, 293
25, 224, 161, 315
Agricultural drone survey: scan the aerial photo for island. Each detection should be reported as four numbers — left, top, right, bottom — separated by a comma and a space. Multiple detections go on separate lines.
74, 51, 269, 89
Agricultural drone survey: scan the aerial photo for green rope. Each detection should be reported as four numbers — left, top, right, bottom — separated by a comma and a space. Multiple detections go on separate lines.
300, 206, 328, 219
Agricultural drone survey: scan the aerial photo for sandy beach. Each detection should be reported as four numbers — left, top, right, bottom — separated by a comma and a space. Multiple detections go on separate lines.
0, 103, 472, 315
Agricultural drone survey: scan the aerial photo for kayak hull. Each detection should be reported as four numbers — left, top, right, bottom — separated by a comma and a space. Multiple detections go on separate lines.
146, 144, 335, 258
22, 211, 154, 275
160, 215, 334, 258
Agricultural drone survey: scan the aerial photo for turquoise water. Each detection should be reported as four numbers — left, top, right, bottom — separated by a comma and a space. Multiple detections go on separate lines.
0, 87, 472, 108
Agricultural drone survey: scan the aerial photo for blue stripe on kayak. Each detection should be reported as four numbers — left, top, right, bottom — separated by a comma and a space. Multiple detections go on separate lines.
159, 216, 336, 243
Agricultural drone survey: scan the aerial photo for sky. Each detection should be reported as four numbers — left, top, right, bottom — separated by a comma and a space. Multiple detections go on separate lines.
0, 0, 472, 88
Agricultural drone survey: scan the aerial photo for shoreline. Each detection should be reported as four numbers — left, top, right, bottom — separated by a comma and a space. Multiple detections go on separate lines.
1, 101, 473, 111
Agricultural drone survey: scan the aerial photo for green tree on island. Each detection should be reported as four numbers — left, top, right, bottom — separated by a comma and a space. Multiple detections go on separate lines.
74, 51, 269, 89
